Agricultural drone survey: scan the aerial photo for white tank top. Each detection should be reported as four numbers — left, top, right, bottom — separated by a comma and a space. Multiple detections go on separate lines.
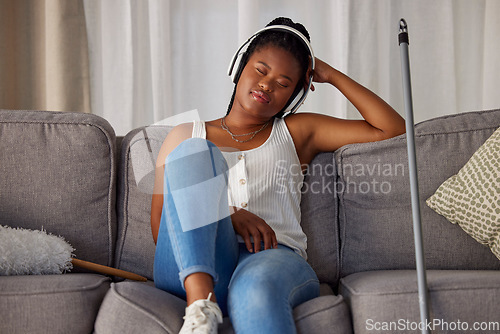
192, 118, 307, 259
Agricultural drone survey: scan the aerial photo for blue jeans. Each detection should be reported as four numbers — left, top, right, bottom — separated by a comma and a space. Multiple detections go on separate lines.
154, 138, 319, 333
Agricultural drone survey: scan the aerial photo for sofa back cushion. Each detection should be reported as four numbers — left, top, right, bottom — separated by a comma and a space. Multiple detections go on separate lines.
300, 152, 340, 287
0, 110, 116, 266
336, 108, 500, 277
116, 127, 341, 286
115, 126, 171, 279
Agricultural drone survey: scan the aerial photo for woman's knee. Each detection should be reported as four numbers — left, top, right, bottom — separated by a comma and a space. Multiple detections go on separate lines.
227, 247, 318, 306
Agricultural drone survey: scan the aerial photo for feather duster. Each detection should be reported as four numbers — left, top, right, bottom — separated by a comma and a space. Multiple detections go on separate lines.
0, 225, 73, 275
0, 225, 146, 281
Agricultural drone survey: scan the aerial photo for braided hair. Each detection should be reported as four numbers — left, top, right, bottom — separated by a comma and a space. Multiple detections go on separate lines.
226, 17, 311, 118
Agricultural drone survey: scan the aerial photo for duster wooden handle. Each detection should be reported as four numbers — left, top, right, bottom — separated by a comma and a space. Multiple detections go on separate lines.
71, 258, 147, 282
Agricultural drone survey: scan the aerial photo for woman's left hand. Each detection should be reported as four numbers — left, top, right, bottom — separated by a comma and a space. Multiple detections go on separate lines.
306, 57, 333, 92
308, 57, 334, 91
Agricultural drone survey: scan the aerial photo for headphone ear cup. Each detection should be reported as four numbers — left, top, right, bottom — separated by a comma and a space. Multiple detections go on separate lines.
282, 87, 305, 116
231, 52, 248, 84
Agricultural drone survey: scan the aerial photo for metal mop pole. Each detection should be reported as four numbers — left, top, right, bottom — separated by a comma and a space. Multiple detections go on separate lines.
398, 19, 431, 333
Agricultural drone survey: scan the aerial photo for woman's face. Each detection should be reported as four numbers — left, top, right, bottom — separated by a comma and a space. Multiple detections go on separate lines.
233, 45, 302, 120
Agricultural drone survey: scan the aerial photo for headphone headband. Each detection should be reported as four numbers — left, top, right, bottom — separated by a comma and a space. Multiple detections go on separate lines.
227, 24, 315, 116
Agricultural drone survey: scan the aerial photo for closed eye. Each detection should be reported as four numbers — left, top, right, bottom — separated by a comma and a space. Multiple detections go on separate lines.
256, 63, 290, 88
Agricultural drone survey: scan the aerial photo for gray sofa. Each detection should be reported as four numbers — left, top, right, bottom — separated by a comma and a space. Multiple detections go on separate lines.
1, 108, 499, 334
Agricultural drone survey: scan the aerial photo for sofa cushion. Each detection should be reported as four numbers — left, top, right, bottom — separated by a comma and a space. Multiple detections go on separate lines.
336, 109, 500, 277
95, 281, 352, 334
427, 127, 500, 260
0, 274, 110, 334
0, 110, 116, 266
115, 126, 172, 279
294, 294, 352, 334
300, 152, 340, 287
94, 281, 185, 334
340, 270, 500, 334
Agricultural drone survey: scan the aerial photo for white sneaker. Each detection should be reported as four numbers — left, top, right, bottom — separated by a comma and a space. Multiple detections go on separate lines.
179, 293, 223, 334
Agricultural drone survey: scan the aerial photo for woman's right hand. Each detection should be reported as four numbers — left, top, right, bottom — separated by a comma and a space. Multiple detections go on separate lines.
230, 207, 278, 253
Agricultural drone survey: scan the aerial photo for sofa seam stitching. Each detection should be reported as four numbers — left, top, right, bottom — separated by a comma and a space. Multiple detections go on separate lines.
0, 276, 111, 296
115, 132, 134, 271
342, 285, 500, 296
338, 126, 499, 159
337, 150, 347, 280
294, 298, 345, 322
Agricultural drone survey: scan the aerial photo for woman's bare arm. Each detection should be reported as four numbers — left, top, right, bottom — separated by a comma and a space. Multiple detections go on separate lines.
287, 57, 405, 163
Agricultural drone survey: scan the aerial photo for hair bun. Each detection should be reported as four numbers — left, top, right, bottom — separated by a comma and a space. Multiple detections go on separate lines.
266, 17, 310, 42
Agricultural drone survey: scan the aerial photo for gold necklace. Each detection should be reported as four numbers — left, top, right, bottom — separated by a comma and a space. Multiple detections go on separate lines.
221, 116, 270, 143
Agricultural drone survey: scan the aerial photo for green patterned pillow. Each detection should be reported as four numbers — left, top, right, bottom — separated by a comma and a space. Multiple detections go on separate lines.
426, 127, 500, 261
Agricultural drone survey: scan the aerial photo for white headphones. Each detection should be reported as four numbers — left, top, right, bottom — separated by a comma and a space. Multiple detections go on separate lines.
227, 25, 315, 116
